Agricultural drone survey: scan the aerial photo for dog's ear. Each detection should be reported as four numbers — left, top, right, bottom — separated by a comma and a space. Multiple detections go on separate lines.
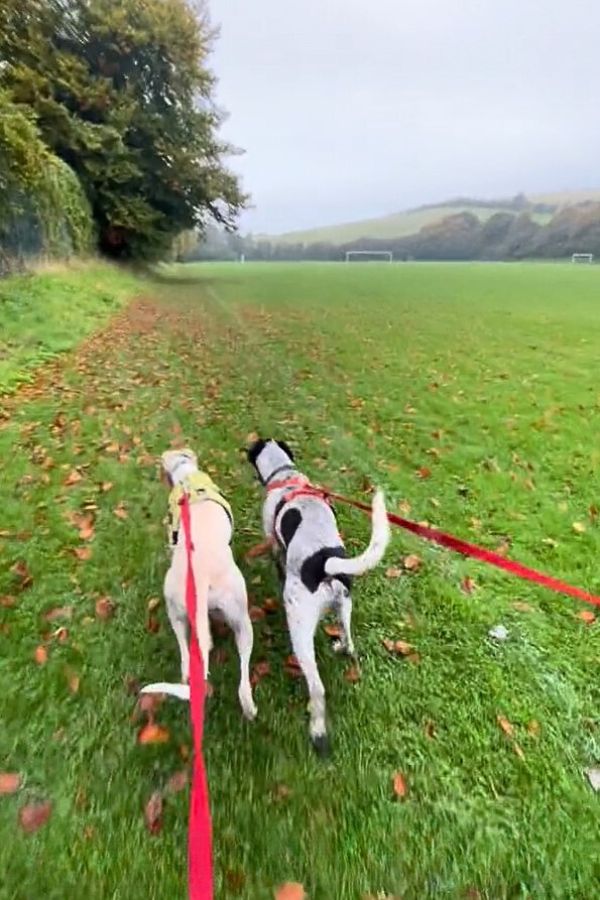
276, 440, 295, 461
247, 438, 267, 468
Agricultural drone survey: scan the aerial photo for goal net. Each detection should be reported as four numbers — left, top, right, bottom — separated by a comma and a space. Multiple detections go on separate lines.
572, 253, 594, 264
345, 250, 393, 263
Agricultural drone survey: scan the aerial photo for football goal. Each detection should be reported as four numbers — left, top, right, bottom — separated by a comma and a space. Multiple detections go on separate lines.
345, 250, 393, 263
571, 253, 594, 264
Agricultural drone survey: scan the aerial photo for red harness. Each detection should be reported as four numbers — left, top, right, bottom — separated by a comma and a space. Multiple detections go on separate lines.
267, 474, 330, 505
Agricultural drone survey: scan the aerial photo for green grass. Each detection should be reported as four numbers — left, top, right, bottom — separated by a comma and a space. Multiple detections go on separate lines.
1, 261, 600, 899
0, 262, 139, 393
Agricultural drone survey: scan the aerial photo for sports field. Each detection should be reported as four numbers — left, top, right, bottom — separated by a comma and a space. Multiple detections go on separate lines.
1, 261, 600, 899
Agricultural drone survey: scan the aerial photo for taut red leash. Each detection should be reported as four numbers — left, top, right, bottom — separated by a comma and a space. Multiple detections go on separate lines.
179, 495, 213, 900
322, 489, 600, 609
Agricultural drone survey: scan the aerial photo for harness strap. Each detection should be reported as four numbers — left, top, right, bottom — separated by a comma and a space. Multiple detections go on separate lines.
268, 475, 332, 540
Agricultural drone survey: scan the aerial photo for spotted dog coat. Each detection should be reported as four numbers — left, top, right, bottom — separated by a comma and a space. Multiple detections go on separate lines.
247, 439, 390, 754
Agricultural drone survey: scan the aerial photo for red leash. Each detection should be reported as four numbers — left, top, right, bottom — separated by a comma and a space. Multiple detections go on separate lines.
180, 496, 213, 900
323, 489, 600, 609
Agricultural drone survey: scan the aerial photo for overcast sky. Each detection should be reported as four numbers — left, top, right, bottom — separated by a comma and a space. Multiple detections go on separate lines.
211, 0, 599, 235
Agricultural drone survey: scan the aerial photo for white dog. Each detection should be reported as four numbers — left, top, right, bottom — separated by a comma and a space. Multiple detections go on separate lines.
142, 448, 257, 720
247, 439, 389, 753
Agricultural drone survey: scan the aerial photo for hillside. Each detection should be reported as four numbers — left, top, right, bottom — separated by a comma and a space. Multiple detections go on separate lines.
267, 190, 600, 246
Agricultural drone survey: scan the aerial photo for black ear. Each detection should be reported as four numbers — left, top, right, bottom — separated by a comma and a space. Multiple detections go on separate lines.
247, 438, 267, 468
276, 439, 295, 461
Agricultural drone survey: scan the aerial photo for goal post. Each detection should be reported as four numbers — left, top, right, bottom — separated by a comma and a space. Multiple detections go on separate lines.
571, 253, 594, 264
345, 250, 393, 263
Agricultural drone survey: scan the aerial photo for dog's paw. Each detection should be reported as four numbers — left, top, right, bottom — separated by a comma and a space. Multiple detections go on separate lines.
311, 733, 331, 759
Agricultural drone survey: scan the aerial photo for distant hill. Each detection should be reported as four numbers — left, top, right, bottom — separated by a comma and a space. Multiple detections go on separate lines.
266, 190, 600, 246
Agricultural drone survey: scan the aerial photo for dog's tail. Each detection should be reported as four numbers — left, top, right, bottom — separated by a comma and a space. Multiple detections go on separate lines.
325, 489, 390, 578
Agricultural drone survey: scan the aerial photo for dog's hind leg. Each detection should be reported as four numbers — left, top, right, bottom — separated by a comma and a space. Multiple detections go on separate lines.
213, 571, 257, 721
332, 584, 356, 658
164, 570, 190, 683
286, 584, 329, 755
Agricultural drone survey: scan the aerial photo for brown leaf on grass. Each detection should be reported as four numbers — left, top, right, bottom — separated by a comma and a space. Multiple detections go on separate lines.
95, 597, 115, 620
11, 561, 33, 589
323, 623, 342, 638
43, 606, 73, 622
113, 502, 128, 520
273, 783, 293, 801
245, 537, 275, 559
577, 610, 596, 624
494, 540, 510, 557
34, 645, 48, 665
263, 597, 279, 612
496, 715, 514, 737
589, 504, 599, 523
527, 720, 541, 738
104, 442, 120, 454
144, 791, 163, 835
284, 655, 303, 678
249, 605, 266, 622
345, 664, 361, 683
251, 660, 271, 686
416, 466, 431, 480
274, 883, 306, 900
64, 470, 83, 487
403, 554, 422, 572
398, 499, 412, 515
18, 800, 52, 833
52, 626, 69, 644
461, 576, 476, 595
165, 770, 188, 794
101, 481, 113, 493
0, 595, 16, 608
0, 773, 21, 795
137, 692, 164, 723
385, 567, 403, 579
146, 616, 160, 633
382, 638, 414, 657
66, 670, 80, 694
392, 771, 408, 799
512, 601, 534, 613
138, 722, 170, 745
424, 720, 437, 740
147, 597, 160, 613
78, 520, 95, 541
73, 547, 92, 562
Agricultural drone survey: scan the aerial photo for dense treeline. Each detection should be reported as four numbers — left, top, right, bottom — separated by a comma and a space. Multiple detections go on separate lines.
0, 0, 244, 266
204, 200, 600, 263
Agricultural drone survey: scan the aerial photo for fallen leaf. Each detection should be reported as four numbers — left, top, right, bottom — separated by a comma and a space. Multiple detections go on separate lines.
585, 768, 600, 791
398, 499, 411, 515
512, 601, 534, 613
382, 638, 414, 657
147, 597, 160, 613
461, 576, 476, 595
589, 504, 598, 523
113, 502, 128, 520
392, 771, 408, 799
572, 521, 586, 534
79, 520, 95, 541
52, 626, 69, 644
497, 715, 514, 737
577, 610, 596, 624
34, 645, 48, 665
144, 791, 163, 835
251, 660, 271, 686
416, 466, 431, 479
284, 655, 303, 678
146, 615, 160, 633
323, 623, 342, 638
424, 720, 437, 740
274, 883, 306, 900
403, 554, 422, 572
345, 664, 361, 683
67, 671, 80, 694
0, 595, 16, 608
11, 560, 33, 589
104, 442, 120, 454
73, 547, 92, 562
0, 773, 21, 795
245, 537, 275, 559
273, 783, 292, 801
165, 770, 188, 794
138, 722, 170, 745
513, 742, 525, 760
101, 481, 113, 493
527, 720, 540, 738
18, 800, 52, 833
64, 470, 83, 486
263, 597, 279, 612
95, 597, 115, 620
43, 606, 73, 621
249, 605, 266, 622
385, 567, 403, 579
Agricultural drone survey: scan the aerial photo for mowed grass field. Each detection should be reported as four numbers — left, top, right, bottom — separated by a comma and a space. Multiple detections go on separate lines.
1, 261, 600, 899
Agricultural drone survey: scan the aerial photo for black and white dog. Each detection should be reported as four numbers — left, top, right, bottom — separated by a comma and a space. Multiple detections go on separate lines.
247, 438, 390, 754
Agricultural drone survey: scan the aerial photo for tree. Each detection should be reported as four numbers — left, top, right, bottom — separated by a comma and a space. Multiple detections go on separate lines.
0, 0, 246, 260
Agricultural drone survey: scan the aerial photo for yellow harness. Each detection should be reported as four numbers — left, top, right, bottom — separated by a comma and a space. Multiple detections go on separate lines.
167, 471, 233, 547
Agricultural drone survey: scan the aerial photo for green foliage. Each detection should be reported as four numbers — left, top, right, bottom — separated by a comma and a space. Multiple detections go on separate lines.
0, 0, 246, 261
0, 89, 94, 266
